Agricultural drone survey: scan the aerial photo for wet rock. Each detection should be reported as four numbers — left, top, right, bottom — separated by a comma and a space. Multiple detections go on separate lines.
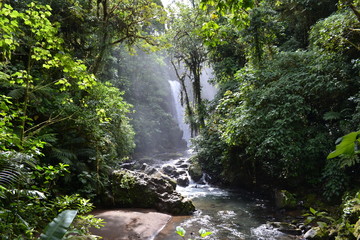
178, 163, 190, 169
267, 222, 302, 235
177, 175, 190, 187
176, 159, 185, 165
274, 189, 297, 209
177, 170, 187, 175
189, 162, 203, 182
162, 165, 177, 176
111, 169, 195, 215
304, 227, 328, 239
141, 163, 157, 175
304, 228, 317, 239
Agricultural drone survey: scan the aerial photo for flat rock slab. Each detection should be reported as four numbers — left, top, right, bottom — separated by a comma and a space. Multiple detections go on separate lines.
91, 209, 172, 240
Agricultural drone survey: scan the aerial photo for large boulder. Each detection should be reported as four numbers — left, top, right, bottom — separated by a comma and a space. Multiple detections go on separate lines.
111, 169, 195, 215
188, 162, 203, 182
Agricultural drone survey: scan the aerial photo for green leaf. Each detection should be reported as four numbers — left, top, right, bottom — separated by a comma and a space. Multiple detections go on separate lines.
39, 210, 78, 240
176, 226, 186, 237
199, 228, 212, 237
327, 131, 360, 159
310, 207, 317, 215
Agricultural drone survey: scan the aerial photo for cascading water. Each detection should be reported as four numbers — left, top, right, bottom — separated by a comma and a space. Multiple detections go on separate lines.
200, 67, 217, 101
161, 72, 300, 240
168, 80, 191, 146
153, 154, 301, 240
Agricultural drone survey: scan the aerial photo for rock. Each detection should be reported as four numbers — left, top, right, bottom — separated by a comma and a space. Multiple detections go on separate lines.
274, 189, 297, 209
161, 165, 177, 176
303, 226, 331, 240
188, 162, 203, 182
152, 171, 177, 189
141, 163, 158, 175
303, 227, 329, 239
304, 228, 318, 239
267, 222, 302, 235
111, 169, 195, 215
178, 163, 190, 169
177, 175, 190, 187
177, 170, 187, 175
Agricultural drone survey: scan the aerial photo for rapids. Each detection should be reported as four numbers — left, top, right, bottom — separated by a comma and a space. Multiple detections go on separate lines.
151, 151, 302, 240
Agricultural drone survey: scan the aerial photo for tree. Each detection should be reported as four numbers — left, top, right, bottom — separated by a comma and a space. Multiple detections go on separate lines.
0, 3, 96, 152
6, 0, 167, 75
196, 50, 359, 189
166, 4, 209, 136
0, 2, 136, 199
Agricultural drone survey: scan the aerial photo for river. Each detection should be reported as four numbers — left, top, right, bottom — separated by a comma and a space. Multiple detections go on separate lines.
143, 151, 303, 240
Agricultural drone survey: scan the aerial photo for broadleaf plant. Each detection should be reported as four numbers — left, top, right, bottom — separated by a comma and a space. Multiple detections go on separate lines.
327, 131, 360, 160
39, 210, 78, 240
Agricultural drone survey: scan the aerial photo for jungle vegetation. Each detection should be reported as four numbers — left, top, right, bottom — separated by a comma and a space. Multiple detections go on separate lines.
1, 0, 360, 238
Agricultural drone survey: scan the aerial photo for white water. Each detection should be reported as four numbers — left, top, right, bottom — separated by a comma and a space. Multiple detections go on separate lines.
168, 80, 191, 146
200, 67, 217, 101
154, 154, 300, 240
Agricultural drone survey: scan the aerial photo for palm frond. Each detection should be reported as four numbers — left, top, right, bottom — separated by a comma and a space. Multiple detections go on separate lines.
0, 151, 35, 188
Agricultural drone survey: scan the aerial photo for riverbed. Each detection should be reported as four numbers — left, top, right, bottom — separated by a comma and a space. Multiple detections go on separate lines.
146, 151, 304, 240
155, 182, 302, 240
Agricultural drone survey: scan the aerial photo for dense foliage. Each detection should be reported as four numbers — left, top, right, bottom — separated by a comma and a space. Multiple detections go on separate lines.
2, 0, 360, 238
0, 0, 172, 238
193, 0, 360, 196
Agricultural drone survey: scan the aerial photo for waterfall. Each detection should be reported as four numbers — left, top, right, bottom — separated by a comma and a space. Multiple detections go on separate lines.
200, 67, 217, 101
168, 80, 191, 146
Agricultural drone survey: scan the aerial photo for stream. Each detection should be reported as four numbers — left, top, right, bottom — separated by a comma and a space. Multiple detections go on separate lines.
143, 151, 303, 240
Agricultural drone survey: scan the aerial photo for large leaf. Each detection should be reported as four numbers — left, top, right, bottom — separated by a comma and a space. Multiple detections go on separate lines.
39, 210, 78, 240
327, 131, 360, 159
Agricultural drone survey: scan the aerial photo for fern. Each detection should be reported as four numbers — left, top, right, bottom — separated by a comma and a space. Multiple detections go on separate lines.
50, 148, 77, 163
0, 151, 35, 188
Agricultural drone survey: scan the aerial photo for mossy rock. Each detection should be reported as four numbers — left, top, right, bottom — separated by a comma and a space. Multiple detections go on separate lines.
189, 162, 203, 182
110, 169, 195, 215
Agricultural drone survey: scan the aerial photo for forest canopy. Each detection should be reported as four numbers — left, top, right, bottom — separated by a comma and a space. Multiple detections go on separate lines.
1, 0, 360, 238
